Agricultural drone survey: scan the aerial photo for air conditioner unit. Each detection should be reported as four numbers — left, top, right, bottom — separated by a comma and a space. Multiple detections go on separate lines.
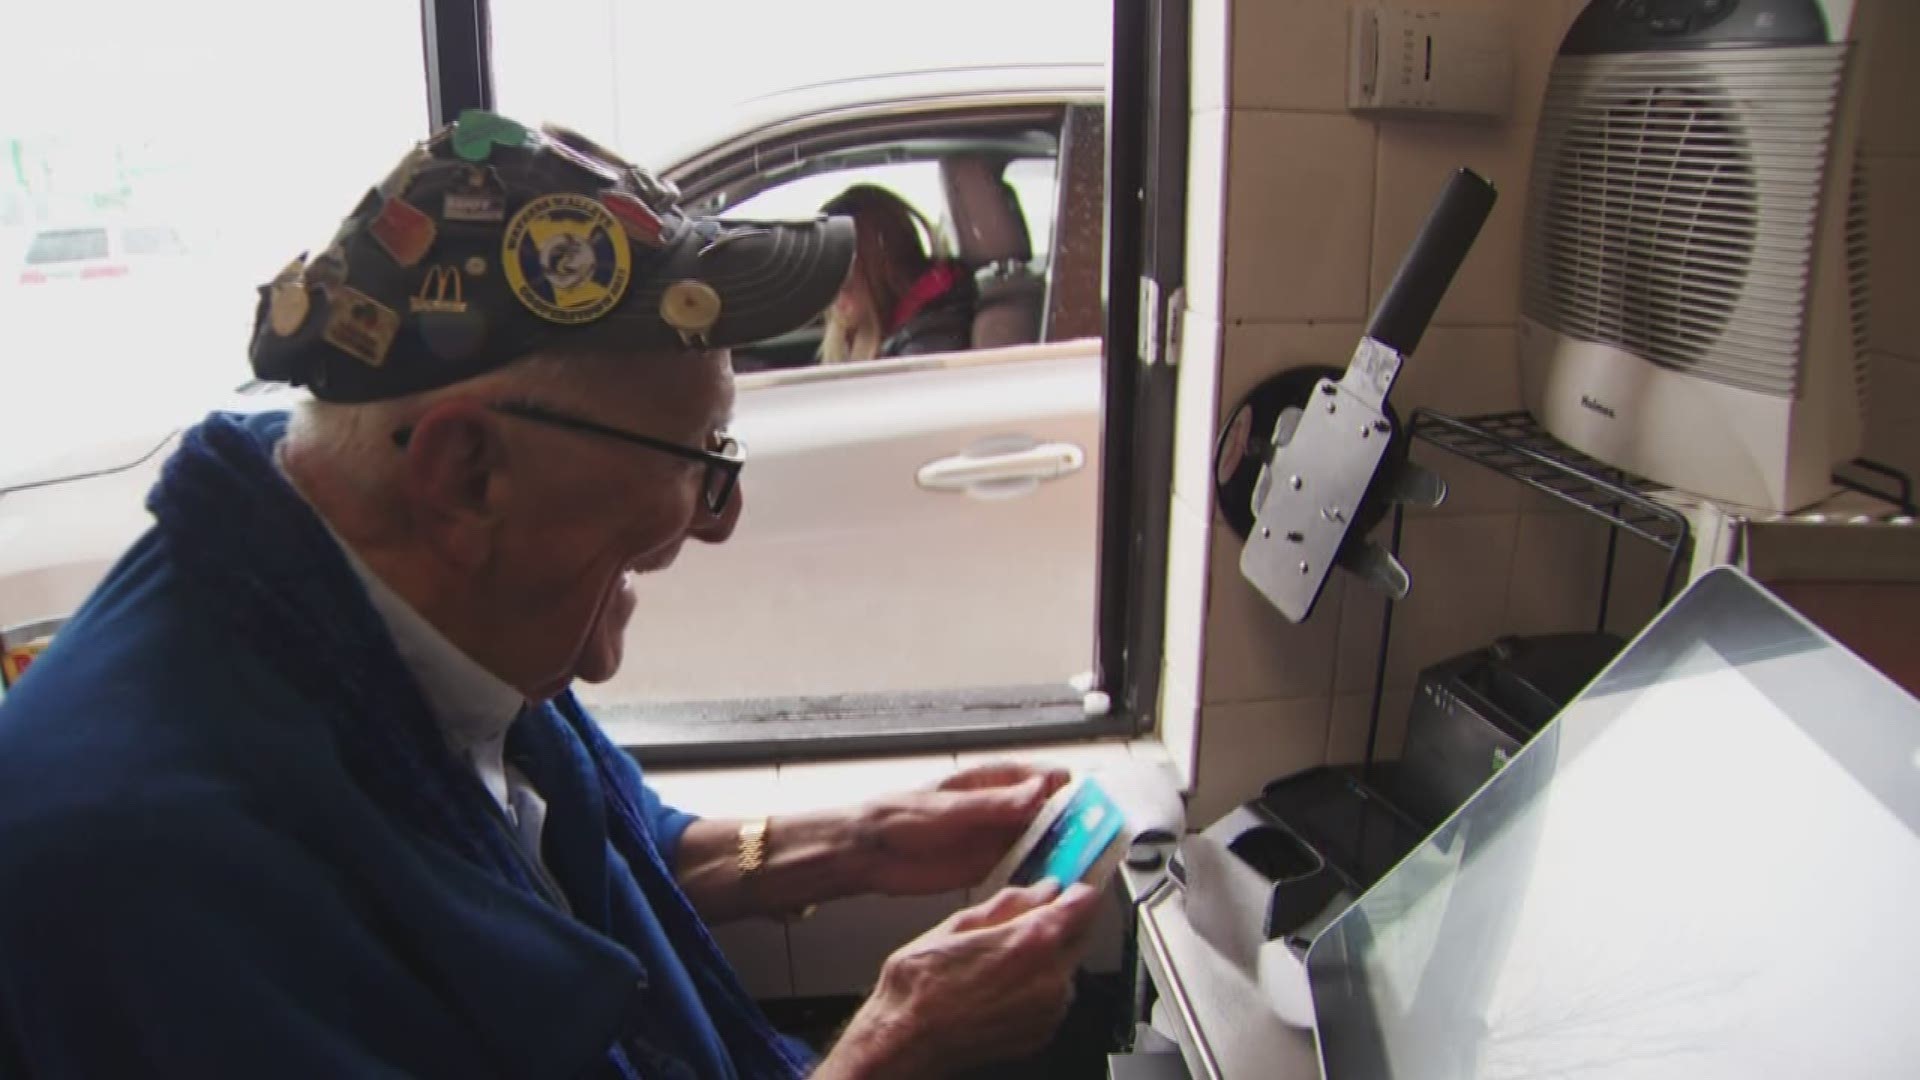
1520, 0, 1876, 512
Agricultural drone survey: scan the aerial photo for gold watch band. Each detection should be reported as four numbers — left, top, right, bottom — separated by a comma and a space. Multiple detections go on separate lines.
736, 818, 769, 875
736, 817, 816, 923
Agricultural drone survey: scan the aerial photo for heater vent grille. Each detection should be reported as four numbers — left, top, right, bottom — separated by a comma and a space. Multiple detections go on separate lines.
1523, 48, 1849, 398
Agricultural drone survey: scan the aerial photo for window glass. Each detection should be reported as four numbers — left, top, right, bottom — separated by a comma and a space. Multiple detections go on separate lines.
492, 0, 1109, 717
0, 0, 426, 480
1004, 158, 1059, 267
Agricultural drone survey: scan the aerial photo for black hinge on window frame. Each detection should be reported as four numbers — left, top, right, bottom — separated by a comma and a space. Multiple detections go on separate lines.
420, 0, 494, 130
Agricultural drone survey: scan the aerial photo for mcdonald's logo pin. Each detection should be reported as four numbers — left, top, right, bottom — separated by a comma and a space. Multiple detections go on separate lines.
411, 264, 468, 314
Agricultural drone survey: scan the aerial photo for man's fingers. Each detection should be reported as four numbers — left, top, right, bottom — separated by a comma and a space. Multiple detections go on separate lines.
949, 881, 1060, 932
938, 763, 1071, 797
1025, 882, 1105, 952
923, 776, 1050, 825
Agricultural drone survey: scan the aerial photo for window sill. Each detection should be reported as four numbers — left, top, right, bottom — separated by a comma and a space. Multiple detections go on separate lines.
603, 684, 1137, 768
643, 736, 1183, 824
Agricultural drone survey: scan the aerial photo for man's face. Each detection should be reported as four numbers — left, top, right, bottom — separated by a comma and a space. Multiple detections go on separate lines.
477, 349, 741, 698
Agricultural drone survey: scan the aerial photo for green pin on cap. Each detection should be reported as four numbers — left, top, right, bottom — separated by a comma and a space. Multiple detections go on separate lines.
451, 110, 536, 163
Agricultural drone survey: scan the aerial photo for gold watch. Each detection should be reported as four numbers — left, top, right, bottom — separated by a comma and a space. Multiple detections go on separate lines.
736, 817, 817, 923
736, 818, 770, 875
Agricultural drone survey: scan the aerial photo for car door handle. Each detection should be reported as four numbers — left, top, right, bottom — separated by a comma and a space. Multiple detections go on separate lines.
917, 440, 1086, 494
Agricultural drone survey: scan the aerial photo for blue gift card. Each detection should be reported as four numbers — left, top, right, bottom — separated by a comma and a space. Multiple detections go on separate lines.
1009, 778, 1127, 888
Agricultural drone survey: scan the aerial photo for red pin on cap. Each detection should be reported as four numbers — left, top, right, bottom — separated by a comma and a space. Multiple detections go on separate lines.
601, 190, 669, 248
368, 195, 437, 268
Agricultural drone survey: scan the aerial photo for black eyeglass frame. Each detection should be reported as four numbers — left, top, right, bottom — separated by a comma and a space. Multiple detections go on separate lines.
391, 400, 746, 514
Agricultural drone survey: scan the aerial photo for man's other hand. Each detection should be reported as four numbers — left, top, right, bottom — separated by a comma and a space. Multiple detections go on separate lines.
815, 881, 1103, 1078
852, 763, 1070, 897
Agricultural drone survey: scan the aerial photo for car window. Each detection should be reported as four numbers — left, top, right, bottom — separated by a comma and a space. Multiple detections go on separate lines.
25, 230, 109, 265
121, 225, 187, 257
490, 0, 1109, 723
722, 161, 953, 255
1004, 158, 1058, 267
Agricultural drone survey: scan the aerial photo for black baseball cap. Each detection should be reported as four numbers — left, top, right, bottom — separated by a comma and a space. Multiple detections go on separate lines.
248, 110, 856, 403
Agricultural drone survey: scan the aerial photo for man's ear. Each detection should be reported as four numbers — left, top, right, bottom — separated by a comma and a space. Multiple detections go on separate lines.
399, 401, 512, 570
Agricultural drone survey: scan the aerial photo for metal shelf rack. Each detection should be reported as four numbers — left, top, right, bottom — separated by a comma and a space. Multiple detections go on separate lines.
1359, 408, 1693, 772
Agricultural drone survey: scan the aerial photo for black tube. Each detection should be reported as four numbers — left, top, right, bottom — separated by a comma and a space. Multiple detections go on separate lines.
1366, 168, 1498, 355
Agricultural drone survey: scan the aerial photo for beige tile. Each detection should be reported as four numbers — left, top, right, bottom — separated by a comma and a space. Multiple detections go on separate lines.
1868, 156, 1920, 361
1335, 512, 1521, 695
1172, 308, 1226, 510
646, 766, 780, 821
1203, 518, 1347, 705
788, 892, 963, 997
1222, 111, 1377, 324
1503, 511, 1612, 639
1327, 689, 1415, 767
1394, 327, 1521, 417
711, 919, 791, 1000
1861, 0, 1920, 157
1189, 697, 1331, 825
1371, 120, 1533, 329
775, 754, 958, 814
1227, 0, 1352, 113
1409, 439, 1526, 517
1158, 659, 1202, 792
1514, 1, 1586, 128
1190, 0, 1230, 113
1163, 494, 1212, 721
1218, 321, 1365, 428
1186, 109, 1231, 321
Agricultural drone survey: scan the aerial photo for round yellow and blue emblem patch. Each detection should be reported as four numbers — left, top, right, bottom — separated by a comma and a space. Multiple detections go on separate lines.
501, 193, 632, 324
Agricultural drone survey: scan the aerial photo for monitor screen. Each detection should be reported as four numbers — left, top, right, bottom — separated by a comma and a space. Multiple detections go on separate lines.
1307, 568, 1920, 1078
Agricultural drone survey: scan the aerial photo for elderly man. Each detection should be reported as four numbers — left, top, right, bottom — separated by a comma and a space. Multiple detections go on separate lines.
0, 112, 1099, 1078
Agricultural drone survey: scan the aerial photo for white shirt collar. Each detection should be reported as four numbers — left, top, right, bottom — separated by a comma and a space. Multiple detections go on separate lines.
334, 538, 527, 754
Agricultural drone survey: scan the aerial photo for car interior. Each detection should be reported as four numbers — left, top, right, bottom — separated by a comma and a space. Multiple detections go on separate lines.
680, 119, 1077, 374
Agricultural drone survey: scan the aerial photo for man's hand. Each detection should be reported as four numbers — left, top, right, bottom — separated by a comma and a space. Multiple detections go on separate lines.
814, 881, 1104, 1079
849, 763, 1070, 897
670, 763, 1068, 924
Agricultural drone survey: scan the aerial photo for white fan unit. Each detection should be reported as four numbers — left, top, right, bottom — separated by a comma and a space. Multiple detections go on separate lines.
1520, 0, 1876, 512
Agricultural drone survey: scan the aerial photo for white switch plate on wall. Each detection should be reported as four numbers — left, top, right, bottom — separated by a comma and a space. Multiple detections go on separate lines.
1349, 7, 1512, 119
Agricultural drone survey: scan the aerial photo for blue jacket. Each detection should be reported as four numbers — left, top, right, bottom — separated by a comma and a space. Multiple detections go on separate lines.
0, 412, 803, 1079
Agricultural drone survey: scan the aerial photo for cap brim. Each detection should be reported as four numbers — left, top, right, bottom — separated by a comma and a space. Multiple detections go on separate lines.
611, 214, 855, 350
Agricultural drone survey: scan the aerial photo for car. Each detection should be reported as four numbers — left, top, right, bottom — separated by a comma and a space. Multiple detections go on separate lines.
0, 65, 1108, 732
12, 221, 190, 287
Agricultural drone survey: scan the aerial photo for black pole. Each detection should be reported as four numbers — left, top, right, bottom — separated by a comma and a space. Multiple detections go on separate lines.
421, 0, 495, 130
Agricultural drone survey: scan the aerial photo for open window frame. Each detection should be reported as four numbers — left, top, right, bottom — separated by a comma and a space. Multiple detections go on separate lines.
419, 0, 1186, 765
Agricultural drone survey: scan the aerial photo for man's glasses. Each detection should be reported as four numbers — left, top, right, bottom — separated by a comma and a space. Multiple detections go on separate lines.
392, 400, 746, 515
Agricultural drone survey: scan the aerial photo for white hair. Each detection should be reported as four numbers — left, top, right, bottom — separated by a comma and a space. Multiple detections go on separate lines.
283, 349, 676, 497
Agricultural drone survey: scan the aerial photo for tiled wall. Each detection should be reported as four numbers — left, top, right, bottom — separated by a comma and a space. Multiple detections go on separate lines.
1166, 0, 1694, 824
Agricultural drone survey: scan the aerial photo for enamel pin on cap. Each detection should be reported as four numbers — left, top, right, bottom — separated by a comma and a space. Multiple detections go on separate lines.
368, 194, 437, 268
321, 285, 400, 367
266, 256, 311, 337
660, 280, 722, 345
501, 193, 633, 325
